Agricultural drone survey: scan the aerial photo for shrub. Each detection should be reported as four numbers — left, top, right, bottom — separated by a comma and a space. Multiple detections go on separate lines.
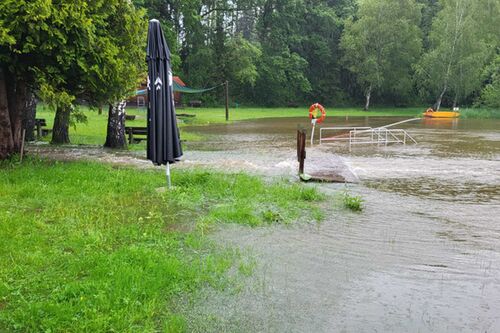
342, 189, 363, 212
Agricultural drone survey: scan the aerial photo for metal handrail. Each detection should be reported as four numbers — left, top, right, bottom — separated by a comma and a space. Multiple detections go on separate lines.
319, 127, 372, 144
317, 119, 418, 148
348, 128, 417, 149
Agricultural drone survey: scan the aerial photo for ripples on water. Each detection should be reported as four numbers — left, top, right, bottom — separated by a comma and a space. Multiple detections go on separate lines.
183, 117, 500, 332
366, 178, 500, 204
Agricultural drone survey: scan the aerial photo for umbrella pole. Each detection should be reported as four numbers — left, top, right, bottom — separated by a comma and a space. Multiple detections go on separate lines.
166, 162, 171, 188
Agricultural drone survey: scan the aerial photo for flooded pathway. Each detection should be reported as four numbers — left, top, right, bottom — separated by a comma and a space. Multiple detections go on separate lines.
183, 116, 500, 332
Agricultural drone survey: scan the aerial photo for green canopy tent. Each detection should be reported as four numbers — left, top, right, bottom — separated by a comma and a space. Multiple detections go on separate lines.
136, 80, 229, 120
136, 81, 221, 95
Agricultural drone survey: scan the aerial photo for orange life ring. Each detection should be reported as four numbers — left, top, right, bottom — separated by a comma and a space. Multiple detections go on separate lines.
309, 103, 326, 124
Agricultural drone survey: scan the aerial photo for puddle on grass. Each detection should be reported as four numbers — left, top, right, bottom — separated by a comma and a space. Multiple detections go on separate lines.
180, 116, 500, 332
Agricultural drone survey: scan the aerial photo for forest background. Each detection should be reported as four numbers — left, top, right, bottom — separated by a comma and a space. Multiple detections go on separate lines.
132, 0, 500, 110
1, 0, 499, 157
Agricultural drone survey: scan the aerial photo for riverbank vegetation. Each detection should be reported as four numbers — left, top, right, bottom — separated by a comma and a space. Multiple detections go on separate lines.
459, 108, 500, 119
0, 157, 325, 332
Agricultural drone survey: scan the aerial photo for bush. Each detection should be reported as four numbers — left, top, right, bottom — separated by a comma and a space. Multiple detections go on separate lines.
342, 189, 363, 212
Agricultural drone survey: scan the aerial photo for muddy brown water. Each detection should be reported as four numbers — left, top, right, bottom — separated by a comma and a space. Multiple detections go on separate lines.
181, 117, 500, 332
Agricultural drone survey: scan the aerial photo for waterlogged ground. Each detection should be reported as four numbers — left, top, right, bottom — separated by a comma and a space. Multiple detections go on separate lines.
26, 116, 500, 331
181, 116, 500, 332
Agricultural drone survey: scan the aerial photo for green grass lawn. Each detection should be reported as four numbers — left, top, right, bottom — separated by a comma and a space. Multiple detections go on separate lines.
0, 157, 325, 332
174, 106, 423, 124
35, 105, 423, 147
459, 107, 500, 119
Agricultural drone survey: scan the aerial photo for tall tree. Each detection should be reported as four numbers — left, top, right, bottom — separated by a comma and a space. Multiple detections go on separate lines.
0, 0, 93, 152
300, 2, 343, 105
47, 0, 146, 145
478, 53, 500, 108
0, 0, 146, 152
83, 1, 146, 149
340, 0, 422, 110
255, 0, 311, 106
417, 0, 442, 49
414, 0, 496, 110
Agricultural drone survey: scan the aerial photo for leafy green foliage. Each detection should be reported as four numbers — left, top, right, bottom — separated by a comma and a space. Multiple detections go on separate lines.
342, 189, 363, 212
0, 0, 146, 132
131, 0, 499, 109
414, 0, 499, 108
478, 54, 500, 108
458, 108, 500, 119
226, 36, 262, 86
340, 0, 423, 107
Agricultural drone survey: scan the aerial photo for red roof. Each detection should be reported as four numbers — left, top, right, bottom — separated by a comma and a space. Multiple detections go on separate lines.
173, 76, 185, 87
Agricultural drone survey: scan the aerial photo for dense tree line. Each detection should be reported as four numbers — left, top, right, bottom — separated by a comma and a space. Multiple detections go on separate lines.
134, 0, 500, 109
1, 0, 499, 159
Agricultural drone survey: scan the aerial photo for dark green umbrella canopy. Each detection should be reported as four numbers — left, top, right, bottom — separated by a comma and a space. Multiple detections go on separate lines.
146, 19, 182, 165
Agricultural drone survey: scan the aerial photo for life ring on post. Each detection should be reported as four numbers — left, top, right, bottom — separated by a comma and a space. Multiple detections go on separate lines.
309, 103, 326, 124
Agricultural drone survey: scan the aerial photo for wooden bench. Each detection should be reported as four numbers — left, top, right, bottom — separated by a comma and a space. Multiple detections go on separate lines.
188, 100, 202, 107
35, 118, 52, 138
125, 126, 147, 144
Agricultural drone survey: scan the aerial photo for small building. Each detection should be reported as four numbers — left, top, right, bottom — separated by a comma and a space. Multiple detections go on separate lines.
127, 76, 185, 107
172, 76, 186, 106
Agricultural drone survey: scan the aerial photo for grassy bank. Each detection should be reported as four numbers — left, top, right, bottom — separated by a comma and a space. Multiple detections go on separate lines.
35, 105, 422, 147
0, 158, 324, 332
458, 108, 500, 119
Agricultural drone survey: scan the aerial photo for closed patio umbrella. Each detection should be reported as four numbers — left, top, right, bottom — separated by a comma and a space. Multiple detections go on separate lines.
146, 19, 182, 187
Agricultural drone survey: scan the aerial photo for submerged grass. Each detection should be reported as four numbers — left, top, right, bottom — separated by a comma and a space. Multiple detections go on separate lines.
340, 188, 364, 212
0, 158, 324, 332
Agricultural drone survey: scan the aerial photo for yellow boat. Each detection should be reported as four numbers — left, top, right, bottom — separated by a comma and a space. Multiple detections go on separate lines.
423, 109, 460, 118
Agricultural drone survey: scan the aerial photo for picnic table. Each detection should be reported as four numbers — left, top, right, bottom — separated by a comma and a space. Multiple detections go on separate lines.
125, 126, 147, 144
35, 118, 52, 138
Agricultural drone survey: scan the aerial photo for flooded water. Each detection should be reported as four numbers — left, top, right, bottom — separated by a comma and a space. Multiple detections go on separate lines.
182, 116, 500, 332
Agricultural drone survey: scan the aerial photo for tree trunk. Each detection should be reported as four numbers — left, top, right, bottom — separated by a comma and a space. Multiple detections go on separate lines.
51, 105, 71, 144
104, 101, 127, 149
23, 93, 37, 142
98, 106, 103, 115
0, 68, 14, 159
452, 91, 459, 109
435, 84, 447, 111
0, 68, 32, 159
12, 80, 32, 148
364, 85, 372, 111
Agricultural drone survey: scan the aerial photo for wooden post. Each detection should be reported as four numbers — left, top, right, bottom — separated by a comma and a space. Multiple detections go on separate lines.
36, 120, 42, 139
297, 129, 306, 175
225, 80, 229, 121
20, 129, 26, 162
